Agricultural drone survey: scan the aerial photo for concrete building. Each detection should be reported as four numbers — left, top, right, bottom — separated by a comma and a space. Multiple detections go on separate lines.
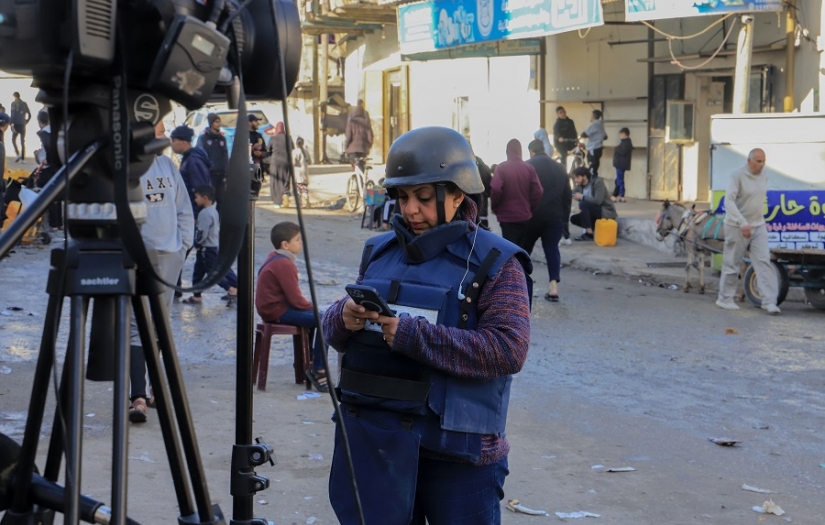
305, 0, 823, 200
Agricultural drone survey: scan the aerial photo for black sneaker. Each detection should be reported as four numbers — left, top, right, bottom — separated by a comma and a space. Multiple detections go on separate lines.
574, 233, 594, 241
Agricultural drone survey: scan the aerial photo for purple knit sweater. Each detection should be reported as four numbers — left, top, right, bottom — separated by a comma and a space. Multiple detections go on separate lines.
323, 203, 531, 465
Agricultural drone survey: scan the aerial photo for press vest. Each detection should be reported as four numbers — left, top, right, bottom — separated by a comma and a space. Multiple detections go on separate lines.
338, 220, 532, 461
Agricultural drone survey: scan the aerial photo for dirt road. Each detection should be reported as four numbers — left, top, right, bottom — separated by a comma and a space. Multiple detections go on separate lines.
2, 186, 824, 524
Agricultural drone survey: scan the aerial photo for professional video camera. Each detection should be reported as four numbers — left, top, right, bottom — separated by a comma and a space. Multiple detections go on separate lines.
0, 1, 302, 524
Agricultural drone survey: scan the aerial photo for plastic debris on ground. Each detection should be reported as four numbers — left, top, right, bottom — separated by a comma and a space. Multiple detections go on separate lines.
0, 366, 11, 374
742, 484, 775, 494
297, 392, 323, 400
591, 464, 604, 470
708, 436, 741, 446
505, 499, 549, 516
606, 467, 636, 472
308, 454, 323, 461
753, 500, 785, 516
725, 328, 739, 335
1, 311, 11, 316
306, 517, 318, 524
554, 511, 601, 519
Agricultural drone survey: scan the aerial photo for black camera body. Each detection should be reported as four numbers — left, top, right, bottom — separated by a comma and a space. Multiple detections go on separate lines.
0, 0, 301, 107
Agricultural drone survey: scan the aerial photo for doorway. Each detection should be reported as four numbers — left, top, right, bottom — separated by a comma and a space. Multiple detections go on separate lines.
383, 66, 410, 158
648, 74, 684, 201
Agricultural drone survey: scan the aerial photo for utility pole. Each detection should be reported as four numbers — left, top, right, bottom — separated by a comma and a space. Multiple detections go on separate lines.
312, 35, 320, 163
320, 34, 329, 163
784, 0, 796, 112
732, 15, 754, 114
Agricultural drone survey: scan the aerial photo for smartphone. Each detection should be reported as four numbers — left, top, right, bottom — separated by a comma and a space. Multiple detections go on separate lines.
345, 284, 396, 317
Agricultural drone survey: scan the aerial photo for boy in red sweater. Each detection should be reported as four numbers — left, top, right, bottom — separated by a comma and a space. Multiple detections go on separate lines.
255, 222, 327, 391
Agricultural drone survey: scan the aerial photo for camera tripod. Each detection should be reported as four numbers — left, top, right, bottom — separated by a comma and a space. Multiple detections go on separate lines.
0, 135, 275, 525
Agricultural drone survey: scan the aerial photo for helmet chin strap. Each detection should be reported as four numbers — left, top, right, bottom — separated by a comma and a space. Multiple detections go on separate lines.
436, 183, 447, 225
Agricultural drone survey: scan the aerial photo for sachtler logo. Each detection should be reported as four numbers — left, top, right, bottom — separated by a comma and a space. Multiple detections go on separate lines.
81, 277, 120, 286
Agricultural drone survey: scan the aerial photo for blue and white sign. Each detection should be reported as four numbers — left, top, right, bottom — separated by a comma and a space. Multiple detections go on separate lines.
626, 0, 784, 22
398, 0, 603, 55
716, 190, 825, 250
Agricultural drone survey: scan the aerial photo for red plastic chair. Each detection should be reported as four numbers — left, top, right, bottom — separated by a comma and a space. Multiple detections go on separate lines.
252, 322, 311, 391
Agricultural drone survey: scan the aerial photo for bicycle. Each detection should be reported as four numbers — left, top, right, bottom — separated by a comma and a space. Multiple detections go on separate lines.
568, 138, 589, 176
345, 157, 374, 212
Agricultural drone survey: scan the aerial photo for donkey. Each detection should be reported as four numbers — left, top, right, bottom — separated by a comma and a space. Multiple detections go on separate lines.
655, 200, 745, 298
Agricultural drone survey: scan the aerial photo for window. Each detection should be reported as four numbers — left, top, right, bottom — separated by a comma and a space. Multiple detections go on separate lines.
666, 101, 694, 144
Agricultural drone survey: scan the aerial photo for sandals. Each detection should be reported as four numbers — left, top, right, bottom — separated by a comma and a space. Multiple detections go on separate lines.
544, 293, 560, 303
305, 368, 329, 393
181, 296, 202, 304
129, 398, 148, 423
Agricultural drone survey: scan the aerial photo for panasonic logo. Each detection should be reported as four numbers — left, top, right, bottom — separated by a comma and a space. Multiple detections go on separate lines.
81, 277, 120, 286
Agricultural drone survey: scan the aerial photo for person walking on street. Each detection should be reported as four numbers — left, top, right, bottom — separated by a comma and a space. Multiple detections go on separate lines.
581, 110, 607, 178
267, 121, 292, 207
0, 111, 9, 144
523, 139, 572, 302
196, 112, 228, 208
611, 127, 633, 203
10, 92, 31, 162
128, 121, 194, 423
182, 185, 239, 304
170, 125, 212, 216
344, 99, 373, 164
570, 167, 616, 241
248, 114, 267, 166
552, 106, 577, 169
716, 148, 780, 314
322, 126, 532, 525
490, 139, 543, 248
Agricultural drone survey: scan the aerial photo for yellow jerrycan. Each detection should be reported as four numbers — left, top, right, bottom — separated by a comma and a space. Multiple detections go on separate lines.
594, 218, 617, 247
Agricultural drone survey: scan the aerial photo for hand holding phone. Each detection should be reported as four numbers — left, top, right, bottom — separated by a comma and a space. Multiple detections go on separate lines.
345, 284, 396, 317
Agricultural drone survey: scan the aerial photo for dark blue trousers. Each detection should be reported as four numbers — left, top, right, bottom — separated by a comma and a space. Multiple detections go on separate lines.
523, 220, 564, 283
193, 246, 238, 297
277, 307, 326, 371
409, 456, 508, 525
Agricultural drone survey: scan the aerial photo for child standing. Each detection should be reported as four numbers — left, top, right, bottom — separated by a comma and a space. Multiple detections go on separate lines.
255, 222, 327, 392
291, 137, 311, 207
612, 127, 633, 203
182, 185, 238, 304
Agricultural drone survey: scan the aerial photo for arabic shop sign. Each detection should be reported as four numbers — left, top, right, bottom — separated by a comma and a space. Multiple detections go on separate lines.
398, 0, 603, 55
715, 190, 825, 250
625, 0, 784, 22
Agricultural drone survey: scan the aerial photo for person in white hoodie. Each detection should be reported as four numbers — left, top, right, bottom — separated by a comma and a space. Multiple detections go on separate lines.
128, 121, 195, 423
716, 148, 779, 315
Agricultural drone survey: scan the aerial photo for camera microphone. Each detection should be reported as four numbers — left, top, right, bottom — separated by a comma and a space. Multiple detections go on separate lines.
1, 433, 139, 525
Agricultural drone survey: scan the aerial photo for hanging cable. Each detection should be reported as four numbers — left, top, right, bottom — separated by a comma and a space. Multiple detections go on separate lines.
668, 17, 738, 71
577, 26, 592, 39
641, 14, 733, 40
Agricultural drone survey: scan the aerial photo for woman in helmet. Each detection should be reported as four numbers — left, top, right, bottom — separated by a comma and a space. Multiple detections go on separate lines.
322, 127, 533, 525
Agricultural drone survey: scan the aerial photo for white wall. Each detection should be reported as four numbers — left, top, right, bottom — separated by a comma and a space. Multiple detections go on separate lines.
543, 24, 650, 198
408, 55, 539, 165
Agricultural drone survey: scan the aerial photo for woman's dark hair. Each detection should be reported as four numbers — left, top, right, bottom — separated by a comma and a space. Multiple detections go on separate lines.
620, 127, 630, 136
270, 221, 301, 248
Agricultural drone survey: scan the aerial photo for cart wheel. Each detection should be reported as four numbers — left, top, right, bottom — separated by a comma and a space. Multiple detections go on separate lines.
804, 286, 825, 310
743, 261, 789, 306
39, 231, 52, 245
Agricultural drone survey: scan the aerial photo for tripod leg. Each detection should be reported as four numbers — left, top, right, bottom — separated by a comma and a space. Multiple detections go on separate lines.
42, 296, 91, 485
64, 295, 89, 525
3, 255, 67, 520
148, 294, 217, 522
111, 295, 132, 525
131, 295, 197, 519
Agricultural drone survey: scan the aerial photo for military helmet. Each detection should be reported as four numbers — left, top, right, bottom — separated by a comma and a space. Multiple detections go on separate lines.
383, 127, 484, 195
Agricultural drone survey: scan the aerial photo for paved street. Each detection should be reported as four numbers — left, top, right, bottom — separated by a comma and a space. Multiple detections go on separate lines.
1, 173, 824, 524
